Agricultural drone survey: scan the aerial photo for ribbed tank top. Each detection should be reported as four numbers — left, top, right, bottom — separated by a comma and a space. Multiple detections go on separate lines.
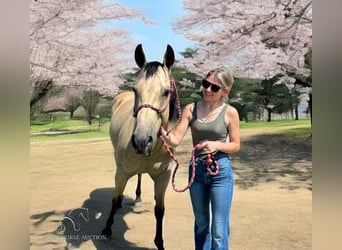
190, 102, 229, 158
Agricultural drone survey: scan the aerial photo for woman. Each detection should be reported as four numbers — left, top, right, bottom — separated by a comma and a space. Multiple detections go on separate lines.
161, 68, 240, 249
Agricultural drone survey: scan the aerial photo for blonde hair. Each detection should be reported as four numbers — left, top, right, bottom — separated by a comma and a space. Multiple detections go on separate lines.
205, 67, 234, 103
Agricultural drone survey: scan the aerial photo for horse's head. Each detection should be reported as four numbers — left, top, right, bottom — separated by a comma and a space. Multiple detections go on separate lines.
131, 44, 176, 156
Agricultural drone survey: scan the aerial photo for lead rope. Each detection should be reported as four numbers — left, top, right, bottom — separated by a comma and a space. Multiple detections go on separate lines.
159, 133, 219, 192
167, 77, 181, 135
159, 135, 219, 192
160, 78, 219, 192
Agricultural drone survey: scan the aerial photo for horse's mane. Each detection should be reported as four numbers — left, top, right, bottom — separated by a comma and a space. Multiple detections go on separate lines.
137, 61, 180, 123
169, 89, 180, 122
143, 62, 164, 79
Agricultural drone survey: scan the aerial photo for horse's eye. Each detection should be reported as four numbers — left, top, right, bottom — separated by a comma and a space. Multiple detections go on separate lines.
162, 89, 170, 97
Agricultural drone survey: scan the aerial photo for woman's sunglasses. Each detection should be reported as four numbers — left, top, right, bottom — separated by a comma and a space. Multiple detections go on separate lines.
202, 79, 221, 93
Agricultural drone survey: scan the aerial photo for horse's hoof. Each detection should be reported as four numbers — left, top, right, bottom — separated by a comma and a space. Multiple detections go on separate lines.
154, 238, 164, 250
102, 227, 112, 236
134, 201, 142, 207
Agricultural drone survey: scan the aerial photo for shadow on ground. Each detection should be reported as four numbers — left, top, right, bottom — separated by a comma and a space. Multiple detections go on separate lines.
231, 133, 312, 191
31, 187, 155, 250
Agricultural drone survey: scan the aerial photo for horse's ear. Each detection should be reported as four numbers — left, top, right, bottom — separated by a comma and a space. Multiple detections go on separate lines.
135, 44, 147, 68
163, 44, 175, 69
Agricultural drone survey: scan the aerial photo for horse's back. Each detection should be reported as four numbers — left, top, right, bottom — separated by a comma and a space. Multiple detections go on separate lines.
109, 91, 135, 150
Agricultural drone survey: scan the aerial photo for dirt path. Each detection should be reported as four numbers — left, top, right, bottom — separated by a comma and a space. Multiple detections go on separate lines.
30, 127, 311, 249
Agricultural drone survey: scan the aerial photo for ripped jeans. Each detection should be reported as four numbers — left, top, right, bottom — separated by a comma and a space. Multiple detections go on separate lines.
189, 155, 234, 250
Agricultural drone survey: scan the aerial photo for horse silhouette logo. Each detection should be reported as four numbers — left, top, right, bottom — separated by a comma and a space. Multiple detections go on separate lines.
57, 208, 90, 234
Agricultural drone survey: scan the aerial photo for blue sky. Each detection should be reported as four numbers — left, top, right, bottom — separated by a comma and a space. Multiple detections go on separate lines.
112, 0, 194, 62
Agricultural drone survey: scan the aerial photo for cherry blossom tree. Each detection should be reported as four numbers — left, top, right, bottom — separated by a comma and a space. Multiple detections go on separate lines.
39, 86, 83, 118
173, 0, 312, 85
30, 0, 152, 106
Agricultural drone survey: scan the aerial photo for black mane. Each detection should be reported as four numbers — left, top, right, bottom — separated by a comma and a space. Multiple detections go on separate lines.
143, 61, 164, 79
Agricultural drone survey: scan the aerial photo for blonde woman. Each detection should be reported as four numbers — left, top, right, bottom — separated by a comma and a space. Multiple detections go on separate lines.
161, 68, 240, 250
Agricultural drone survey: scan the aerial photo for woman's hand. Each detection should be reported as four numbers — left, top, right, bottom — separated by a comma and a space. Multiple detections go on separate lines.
160, 128, 167, 137
198, 141, 218, 155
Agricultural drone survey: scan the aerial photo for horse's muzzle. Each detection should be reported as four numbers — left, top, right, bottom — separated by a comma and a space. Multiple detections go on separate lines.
131, 134, 154, 156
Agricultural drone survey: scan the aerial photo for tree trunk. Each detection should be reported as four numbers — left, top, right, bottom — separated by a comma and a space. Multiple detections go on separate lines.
30, 79, 53, 108
267, 108, 272, 122
87, 116, 92, 125
294, 104, 299, 120
308, 92, 312, 125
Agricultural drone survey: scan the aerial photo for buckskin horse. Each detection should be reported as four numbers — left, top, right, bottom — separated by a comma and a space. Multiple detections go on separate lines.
102, 44, 179, 250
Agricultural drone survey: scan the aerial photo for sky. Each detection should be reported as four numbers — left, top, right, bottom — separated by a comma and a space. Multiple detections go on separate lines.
112, 0, 194, 62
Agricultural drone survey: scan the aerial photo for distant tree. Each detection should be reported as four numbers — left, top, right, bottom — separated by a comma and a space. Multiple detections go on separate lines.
30, 79, 53, 108
66, 95, 82, 119
98, 104, 112, 120
30, 0, 153, 106
173, 0, 312, 123
173, 0, 312, 85
260, 77, 277, 122
304, 48, 312, 123
256, 74, 297, 122
34, 85, 83, 119
179, 47, 197, 59
81, 89, 100, 125
230, 78, 264, 122
271, 83, 294, 116
171, 65, 201, 107
289, 87, 301, 120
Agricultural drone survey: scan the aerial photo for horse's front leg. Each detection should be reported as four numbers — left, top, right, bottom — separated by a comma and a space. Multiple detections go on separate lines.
152, 168, 171, 250
102, 168, 129, 236
135, 173, 142, 206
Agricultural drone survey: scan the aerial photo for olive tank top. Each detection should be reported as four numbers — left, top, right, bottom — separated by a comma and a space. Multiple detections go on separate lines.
190, 102, 229, 158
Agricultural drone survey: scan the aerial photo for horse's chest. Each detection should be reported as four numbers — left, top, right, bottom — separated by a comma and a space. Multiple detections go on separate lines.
116, 153, 171, 174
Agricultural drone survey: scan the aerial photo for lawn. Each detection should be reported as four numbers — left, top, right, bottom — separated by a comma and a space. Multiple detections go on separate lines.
240, 119, 311, 138
30, 118, 311, 142
30, 119, 110, 141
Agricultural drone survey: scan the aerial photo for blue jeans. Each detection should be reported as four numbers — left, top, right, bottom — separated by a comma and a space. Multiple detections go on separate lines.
189, 155, 234, 250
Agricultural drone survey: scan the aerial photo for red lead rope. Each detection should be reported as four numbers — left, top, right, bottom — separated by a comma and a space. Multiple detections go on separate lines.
159, 132, 219, 192
156, 77, 219, 192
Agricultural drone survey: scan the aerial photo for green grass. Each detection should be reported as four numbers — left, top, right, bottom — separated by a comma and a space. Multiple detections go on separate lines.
31, 119, 91, 132
30, 119, 110, 142
240, 119, 310, 129
30, 118, 312, 142
241, 119, 312, 138
30, 129, 110, 142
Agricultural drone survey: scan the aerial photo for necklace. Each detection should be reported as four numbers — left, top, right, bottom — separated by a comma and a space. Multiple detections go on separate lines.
198, 102, 224, 123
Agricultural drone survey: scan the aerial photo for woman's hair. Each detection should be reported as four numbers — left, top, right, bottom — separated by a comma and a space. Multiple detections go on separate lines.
205, 67, 234, 103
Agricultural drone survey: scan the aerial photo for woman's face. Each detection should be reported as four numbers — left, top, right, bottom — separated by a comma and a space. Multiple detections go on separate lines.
202, 75, 224, 102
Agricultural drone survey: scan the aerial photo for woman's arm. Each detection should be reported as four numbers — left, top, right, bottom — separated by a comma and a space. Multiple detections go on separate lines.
161, 103, 193, 147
